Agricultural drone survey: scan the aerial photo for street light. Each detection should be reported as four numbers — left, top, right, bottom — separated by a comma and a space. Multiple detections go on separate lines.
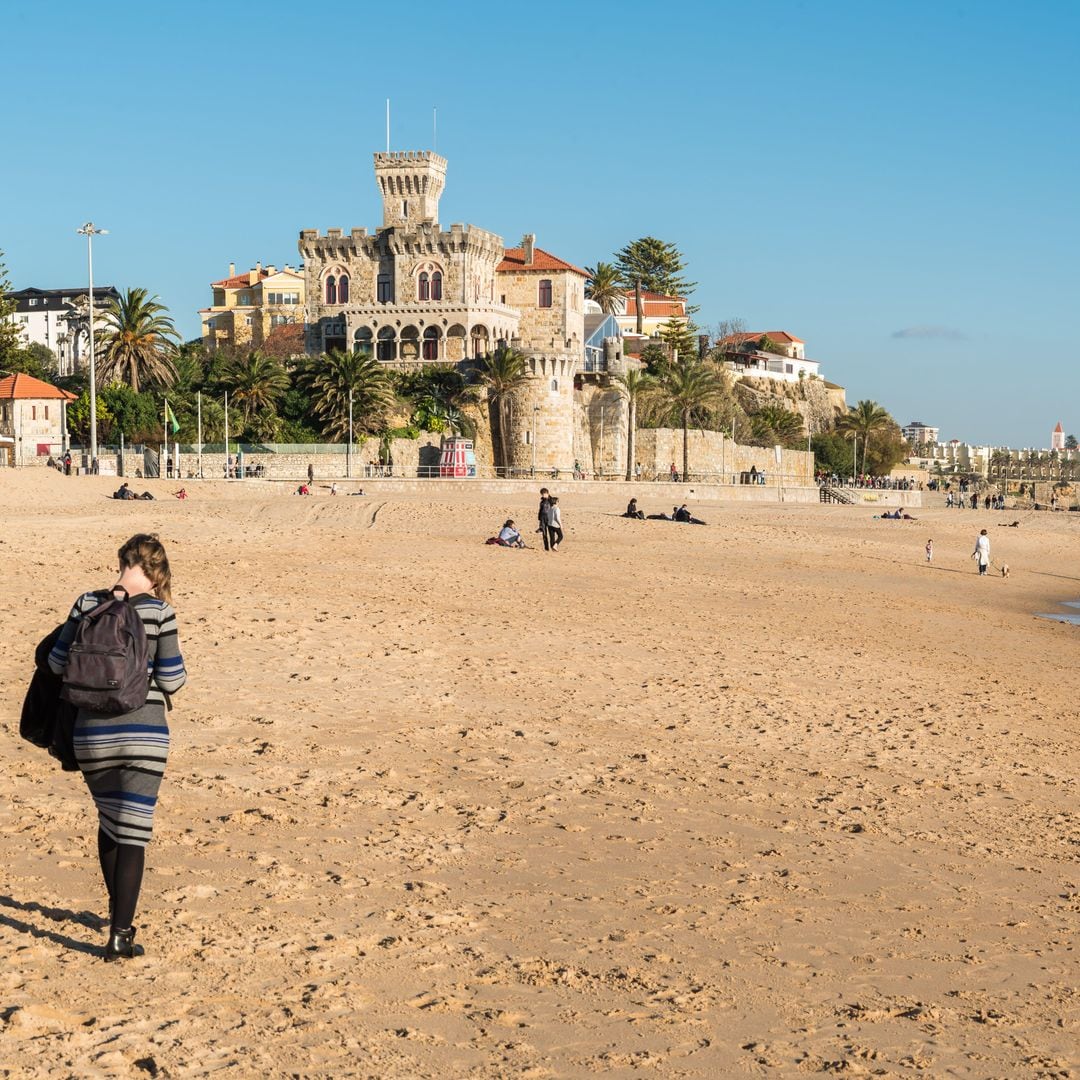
76, 222, 107, 469
531, 403, 538, 477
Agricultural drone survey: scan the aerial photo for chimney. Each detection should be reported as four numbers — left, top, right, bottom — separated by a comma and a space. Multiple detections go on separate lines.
266, 265, 276, 274
228, 262, 236, 277
523, 234, 535, 266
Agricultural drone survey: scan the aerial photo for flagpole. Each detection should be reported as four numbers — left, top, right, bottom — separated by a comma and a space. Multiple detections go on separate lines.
197, 391, 203, 479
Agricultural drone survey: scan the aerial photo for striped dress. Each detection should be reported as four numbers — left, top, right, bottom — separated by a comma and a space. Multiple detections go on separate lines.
49, 591, 187, 848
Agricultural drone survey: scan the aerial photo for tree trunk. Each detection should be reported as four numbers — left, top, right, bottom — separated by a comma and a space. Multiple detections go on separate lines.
625, 398, 635, 482
682, 410, 690, 483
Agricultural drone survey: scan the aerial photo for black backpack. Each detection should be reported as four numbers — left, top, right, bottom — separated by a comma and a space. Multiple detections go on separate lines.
60, 589, 149, 714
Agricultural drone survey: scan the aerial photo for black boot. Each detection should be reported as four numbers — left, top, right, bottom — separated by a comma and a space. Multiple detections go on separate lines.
103, 926, 136, 962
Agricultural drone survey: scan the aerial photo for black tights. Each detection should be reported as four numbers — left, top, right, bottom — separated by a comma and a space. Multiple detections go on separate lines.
97, 828, 145, 930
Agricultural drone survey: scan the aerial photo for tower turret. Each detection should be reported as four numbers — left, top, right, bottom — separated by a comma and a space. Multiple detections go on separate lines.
373, 150, 447, 230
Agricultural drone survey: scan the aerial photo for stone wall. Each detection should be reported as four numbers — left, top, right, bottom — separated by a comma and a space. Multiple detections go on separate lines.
634, 428, 814, 485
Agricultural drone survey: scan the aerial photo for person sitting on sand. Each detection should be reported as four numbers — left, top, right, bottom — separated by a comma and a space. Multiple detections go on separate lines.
497, 520, 525, 548
674, 504, 706, 525
295, 483, 311, 496
173, 489, 188, 500
623, 498, 645, 520
348, 488, 366, 496
113, 483, 137, 501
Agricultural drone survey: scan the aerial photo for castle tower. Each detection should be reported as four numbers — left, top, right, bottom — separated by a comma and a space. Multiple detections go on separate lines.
373, 151, 447, 230
1051, 421, 1065, 451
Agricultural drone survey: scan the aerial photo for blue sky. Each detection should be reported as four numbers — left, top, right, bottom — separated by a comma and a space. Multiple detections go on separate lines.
3, 0, 1077, 447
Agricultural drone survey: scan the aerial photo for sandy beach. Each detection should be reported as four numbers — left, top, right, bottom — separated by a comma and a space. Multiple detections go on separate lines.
0, 469, 1076, 1078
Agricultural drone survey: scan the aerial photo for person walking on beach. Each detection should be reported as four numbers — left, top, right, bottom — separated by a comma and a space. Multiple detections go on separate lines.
547, 497, 563, 550
48, 533, 187, 961
925, 538, 933, 564
972, 528, 991, 576
537, 487, 552, 551
307, 463, 314, 486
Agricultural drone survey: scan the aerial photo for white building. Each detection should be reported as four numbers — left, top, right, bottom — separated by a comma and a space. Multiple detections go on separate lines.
902, 421, 939, 447
717, 330, 821, 384
4, 286, 120, 376
1051, 421, 1065, 451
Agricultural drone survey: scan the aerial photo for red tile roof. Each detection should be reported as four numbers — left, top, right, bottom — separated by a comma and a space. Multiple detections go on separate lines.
0, 373, 77, 401
1054, 421, 1064, 432
498, 247, 589, 277
211, 270, 270, 289
623, 297, 686, 318
720, 330, 805, 346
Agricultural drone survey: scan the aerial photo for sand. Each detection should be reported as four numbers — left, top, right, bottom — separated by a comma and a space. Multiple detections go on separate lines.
0, 469, 1076, 1078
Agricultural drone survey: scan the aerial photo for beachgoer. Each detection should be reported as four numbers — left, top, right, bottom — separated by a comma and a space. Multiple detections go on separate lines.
674, 504, 707, 525
173, 489, 188, 500
296, 483, 311, 496
670, 462, 679, 482
926, 539, 933, 563
538, 488, 552, 550
64, 451, 72, 476
330, 483, 338, 496
973, 529, 990, 575
498, 520, 525, 548
624, 498, 645, 520
48, 533, 187, 961
307, 463, 314, 485
113, 483, 137, 501
548, 497, 563, 550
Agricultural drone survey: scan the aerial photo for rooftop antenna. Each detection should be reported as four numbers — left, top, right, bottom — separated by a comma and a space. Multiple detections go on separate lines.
386, 98, 390, 152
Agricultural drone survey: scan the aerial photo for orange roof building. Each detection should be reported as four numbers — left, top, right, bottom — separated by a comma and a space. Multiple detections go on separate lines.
0, 373, 77, 467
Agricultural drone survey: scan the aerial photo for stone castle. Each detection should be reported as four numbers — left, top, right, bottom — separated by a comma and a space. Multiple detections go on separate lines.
299, 150, 604, 474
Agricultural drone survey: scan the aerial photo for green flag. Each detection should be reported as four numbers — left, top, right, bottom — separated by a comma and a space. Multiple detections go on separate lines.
165, 402, 179, 434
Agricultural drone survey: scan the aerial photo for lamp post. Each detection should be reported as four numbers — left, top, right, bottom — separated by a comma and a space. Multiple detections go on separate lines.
347, 389, 354, 479
531, 403, 538, 477
76, 223, 107, 468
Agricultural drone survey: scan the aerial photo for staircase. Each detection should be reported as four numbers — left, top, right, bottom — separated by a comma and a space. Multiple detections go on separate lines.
819, 485, 855, 505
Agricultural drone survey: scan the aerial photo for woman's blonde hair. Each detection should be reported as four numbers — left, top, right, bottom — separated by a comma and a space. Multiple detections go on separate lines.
118, 533, 173, 604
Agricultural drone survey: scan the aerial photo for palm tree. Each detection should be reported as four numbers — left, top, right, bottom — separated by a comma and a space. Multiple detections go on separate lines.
836, 399, 891, 475
97, 287, 179, 391
478, 346, 530, 474
613, 368, 655, 481
654, 357, 727, 482
298, 350, 395, 439
752, 404, 805, 446
220, 351, 289, 434
405, 364, 479, 437
584, 261, 624, 315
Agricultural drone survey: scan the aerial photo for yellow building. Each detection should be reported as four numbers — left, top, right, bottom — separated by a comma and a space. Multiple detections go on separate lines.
200, 262, 305, 351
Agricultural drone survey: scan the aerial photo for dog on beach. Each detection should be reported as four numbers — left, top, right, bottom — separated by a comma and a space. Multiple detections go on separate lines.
1000, 563, 1010, 579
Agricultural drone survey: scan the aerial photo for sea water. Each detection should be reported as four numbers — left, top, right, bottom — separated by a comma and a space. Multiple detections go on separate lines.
1037, 600, 1080, 625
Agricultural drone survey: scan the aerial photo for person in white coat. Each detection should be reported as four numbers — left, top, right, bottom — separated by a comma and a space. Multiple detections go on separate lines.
973, 528, 990, 575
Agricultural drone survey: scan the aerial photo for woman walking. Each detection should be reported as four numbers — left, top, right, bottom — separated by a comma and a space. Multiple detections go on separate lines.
548, 497, 564, 551
48, 534, 186, 961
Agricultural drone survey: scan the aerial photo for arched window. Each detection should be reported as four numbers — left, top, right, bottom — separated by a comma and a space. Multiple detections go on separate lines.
551, 378, 558, 392
325, 275, 337, 305
376, 327, 396, 361
418, 272, 430, 301
538, 279, 552, 308
338, 275, 349, 303
354, 327, 373, 356
422, 326, 440, 361
431, 271, 442, 301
